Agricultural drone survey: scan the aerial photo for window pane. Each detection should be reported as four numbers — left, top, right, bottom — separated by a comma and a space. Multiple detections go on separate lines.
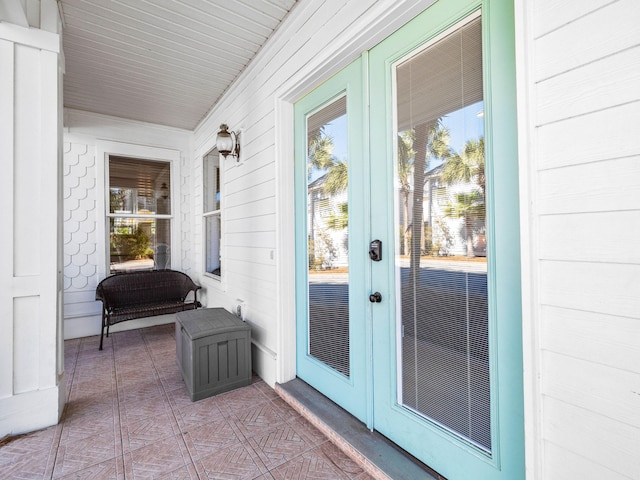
307, 95, 350, 377
204, 149, 222, 278
203, 151, 220, 213
205, 215, 221, 276
109, 218, 171, 272
395, 16, 491, 452
109, 157, 171, 215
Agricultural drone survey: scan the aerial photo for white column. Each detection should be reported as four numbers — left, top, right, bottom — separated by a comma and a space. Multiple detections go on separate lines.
0, 2, 64, 436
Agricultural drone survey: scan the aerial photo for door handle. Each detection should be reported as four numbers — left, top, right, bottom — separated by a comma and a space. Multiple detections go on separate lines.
369, 292, 382, 303
369, 240, 382, 261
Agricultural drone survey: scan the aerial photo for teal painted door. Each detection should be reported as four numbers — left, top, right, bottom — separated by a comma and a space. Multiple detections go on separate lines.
294, 57, 369, 423
368, 1, 523, 478
295, 1, 523, 478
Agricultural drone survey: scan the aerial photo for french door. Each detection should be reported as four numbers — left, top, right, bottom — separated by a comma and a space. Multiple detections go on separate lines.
295, 1, 523, 478
294, 57, 369, 423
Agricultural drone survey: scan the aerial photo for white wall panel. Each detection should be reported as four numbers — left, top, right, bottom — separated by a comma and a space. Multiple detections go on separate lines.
0, 39, 15, 400
13, 45, 42, 276
12, 296, 40, 394
537, 102, 640, 170
62, 111, 192, 340
533, 0, 612, 38
517, 0, 640, 477
543, 397, 640, 479
536, 45, 640, 126
543, 443, 630, 480
534, 0, 640, 81
539, 211, 640, 263
542, 351, 640, 427
538, 156, 640, 215
540, 261, 640, 318
540, 305, 640, 372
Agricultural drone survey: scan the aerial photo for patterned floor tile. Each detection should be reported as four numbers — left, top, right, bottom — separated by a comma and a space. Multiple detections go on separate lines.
174, 399, 225, 430
254, 381, 280, 401
230, 402, 288, 439
0, 426, 57, 466
287, 417, 330, 448
123, 435, 189, 479
52, 435, 120, 478
270, 447, 349, 480
246, 424, 314, 470
57, 457, 123, 480
182, 420, 242, 460
121, 396, 172, 427
117, 372, 159, 386
10, 326, 372, 480
59, 416, 118, 445
318, 441, 365, 478
121, 412, 180, 452
0, 430, 55, 479
270, 397, 303, 423
215, 385, 267, 415
196, 442, 268, 479
0, 452, 51, 479
155, 463, 198, 480
157, 368, 186, 392
165, 385, 195, 411
119, 380, 164, 403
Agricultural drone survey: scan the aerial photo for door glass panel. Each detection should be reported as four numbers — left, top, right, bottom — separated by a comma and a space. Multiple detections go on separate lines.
394, 16, 491, 451
306, 96, 350, 377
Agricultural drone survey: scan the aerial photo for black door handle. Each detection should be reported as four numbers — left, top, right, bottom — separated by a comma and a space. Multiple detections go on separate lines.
369, 292, 382, 303
369, 240, 382, 261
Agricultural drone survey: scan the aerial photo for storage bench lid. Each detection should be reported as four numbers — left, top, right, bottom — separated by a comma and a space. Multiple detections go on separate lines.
176, 308, 250, 340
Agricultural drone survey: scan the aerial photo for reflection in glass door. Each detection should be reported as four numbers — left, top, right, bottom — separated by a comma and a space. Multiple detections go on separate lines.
294, 56, 367, 423
306, 96, 350, 377
394, 15, 491, 452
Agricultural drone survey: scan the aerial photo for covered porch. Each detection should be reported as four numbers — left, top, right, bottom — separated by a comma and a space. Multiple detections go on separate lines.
1, 324, 435, 479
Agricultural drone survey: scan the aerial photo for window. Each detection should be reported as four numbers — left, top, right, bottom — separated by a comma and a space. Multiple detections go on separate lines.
203, 149, 221, 277
108, 156, 172, 273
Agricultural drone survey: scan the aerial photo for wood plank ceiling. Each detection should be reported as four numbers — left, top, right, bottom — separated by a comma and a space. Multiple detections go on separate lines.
60, 0, 297, 130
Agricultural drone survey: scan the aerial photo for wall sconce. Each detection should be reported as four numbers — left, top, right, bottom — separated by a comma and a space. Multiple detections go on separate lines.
216, 124, 240, 160
160, 182, 169, 200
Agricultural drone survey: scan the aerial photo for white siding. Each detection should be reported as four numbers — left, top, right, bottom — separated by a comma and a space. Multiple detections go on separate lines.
62, 109, 192, 340
0, 0, 65, 437
516, 0, 640, 478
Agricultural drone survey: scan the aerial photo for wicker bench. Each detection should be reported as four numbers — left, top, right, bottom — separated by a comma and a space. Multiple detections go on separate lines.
95, 269, 201, 350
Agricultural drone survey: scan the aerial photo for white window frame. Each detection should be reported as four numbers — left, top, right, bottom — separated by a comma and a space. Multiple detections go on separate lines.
95, 141, 180, 280
203, 148, 222, 281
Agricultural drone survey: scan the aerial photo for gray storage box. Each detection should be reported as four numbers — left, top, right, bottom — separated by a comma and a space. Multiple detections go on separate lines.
176, 308, 252, 401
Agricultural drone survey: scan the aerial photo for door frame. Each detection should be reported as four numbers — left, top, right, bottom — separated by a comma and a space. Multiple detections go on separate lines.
274, 1, 523, 477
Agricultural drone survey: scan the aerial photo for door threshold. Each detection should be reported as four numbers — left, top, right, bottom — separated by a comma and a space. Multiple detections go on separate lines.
275, 378, 444, 480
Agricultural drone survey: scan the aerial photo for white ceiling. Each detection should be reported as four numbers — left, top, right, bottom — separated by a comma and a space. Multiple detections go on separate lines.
60, 0, 297, 130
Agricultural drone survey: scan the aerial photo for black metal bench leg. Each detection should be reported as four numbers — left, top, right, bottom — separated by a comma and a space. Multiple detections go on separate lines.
99, 312, 106, 350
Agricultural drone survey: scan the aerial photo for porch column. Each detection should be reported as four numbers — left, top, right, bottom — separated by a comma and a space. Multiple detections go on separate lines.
0, 0, 65, 436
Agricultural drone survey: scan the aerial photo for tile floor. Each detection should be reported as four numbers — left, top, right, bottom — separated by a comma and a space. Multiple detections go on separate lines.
0, 324, 373, 479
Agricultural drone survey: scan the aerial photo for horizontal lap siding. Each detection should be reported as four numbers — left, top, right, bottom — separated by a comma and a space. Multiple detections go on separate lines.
531, 0, 640, 477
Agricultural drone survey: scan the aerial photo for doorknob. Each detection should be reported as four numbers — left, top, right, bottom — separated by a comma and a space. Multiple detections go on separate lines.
369, 292, 382, 303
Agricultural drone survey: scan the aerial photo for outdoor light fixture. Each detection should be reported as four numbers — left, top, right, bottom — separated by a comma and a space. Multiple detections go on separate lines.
216, 124, 240, 160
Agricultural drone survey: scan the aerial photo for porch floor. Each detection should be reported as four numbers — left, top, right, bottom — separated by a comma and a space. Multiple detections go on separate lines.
0, 323, 437, 479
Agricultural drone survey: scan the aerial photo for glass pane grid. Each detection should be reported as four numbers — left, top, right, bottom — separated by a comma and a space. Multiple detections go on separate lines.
108, 156, 171, 273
